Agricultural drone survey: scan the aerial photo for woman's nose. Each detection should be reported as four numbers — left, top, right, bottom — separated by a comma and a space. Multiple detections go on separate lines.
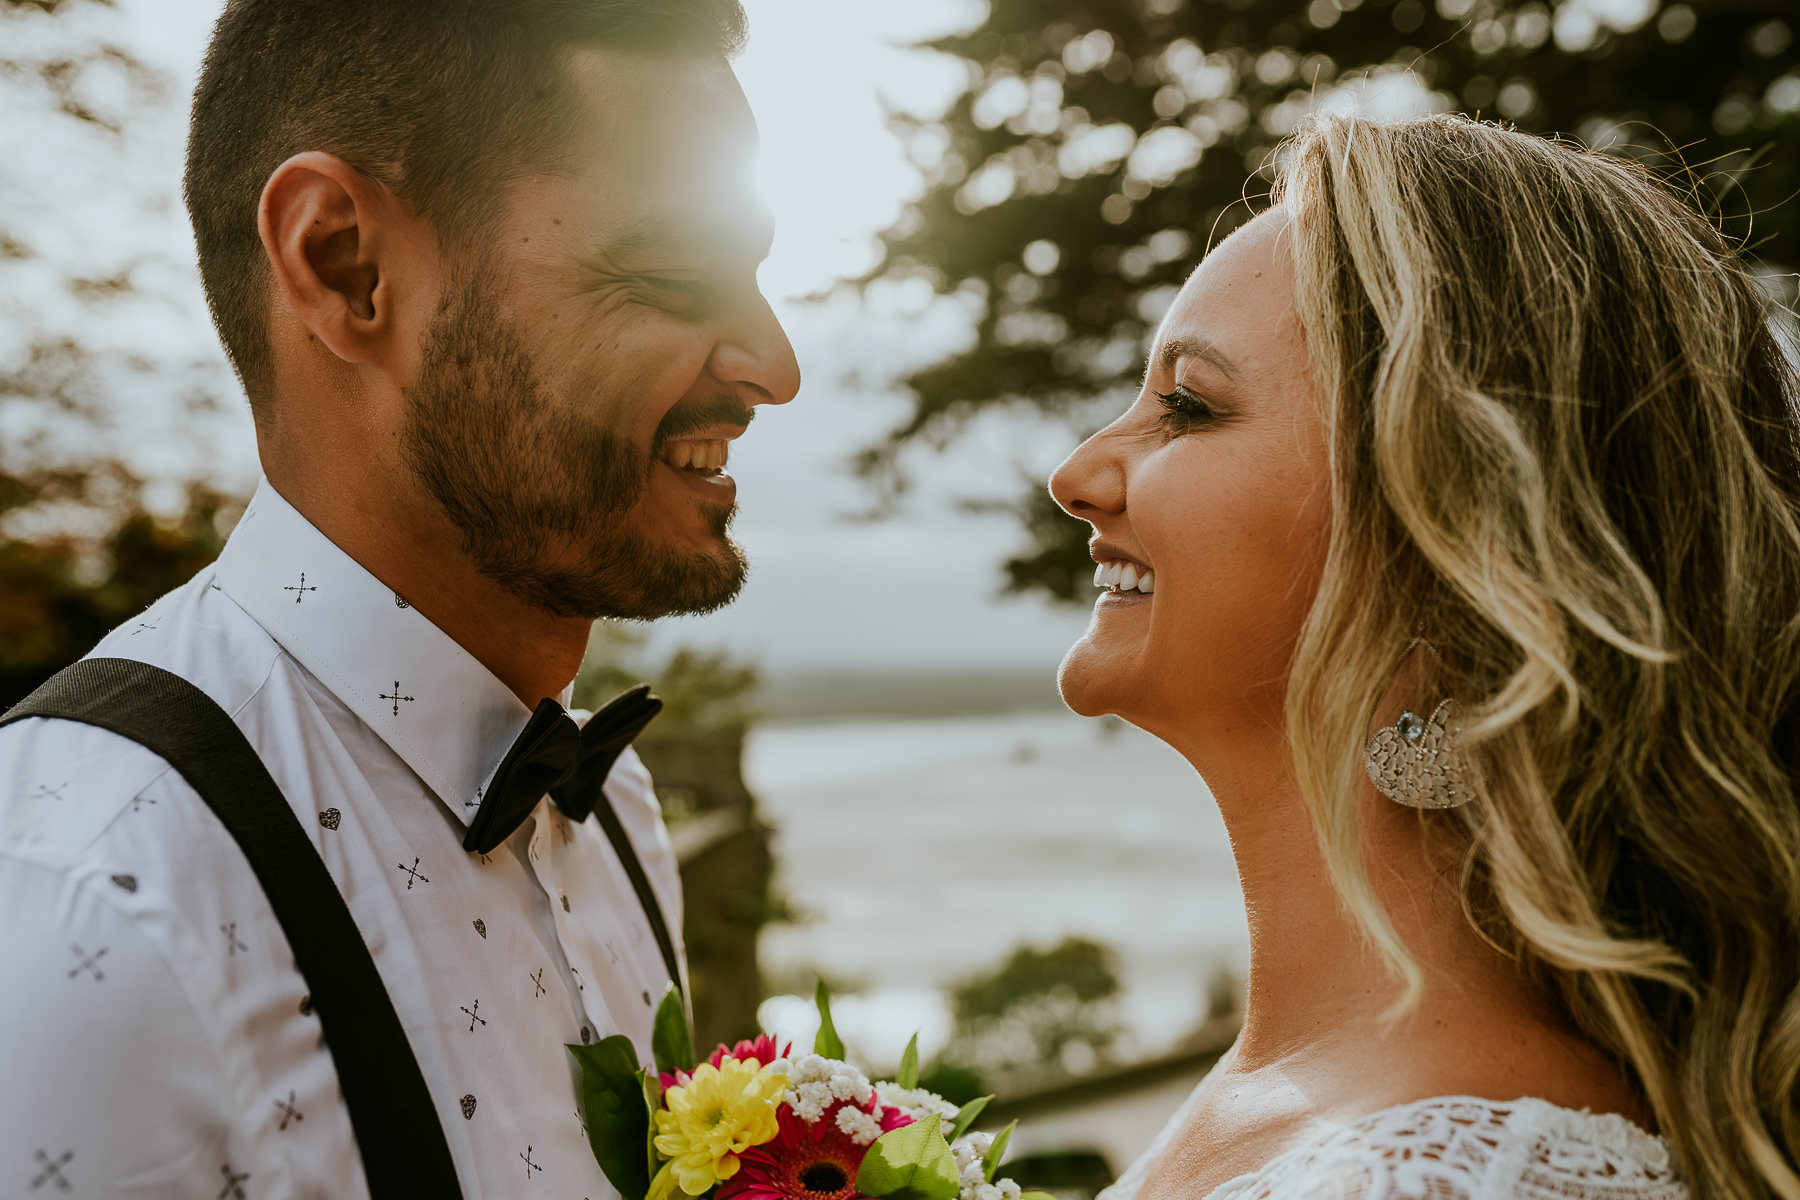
1049, 423, 1127, 521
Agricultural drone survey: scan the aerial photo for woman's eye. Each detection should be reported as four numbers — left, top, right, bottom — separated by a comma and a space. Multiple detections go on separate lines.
1152, 386, 1216, 431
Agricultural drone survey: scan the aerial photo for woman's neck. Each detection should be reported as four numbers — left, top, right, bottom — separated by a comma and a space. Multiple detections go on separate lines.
1156, 714, 1630, 1116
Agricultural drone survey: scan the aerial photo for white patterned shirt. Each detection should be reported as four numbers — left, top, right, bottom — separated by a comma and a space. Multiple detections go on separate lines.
0, 478, 684, 1199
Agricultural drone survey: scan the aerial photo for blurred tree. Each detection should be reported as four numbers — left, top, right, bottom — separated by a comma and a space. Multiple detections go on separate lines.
575, 622, 762, 731
861, 0, 1800, 603
935, 936, 1124, 1082
0, 0, 247, 708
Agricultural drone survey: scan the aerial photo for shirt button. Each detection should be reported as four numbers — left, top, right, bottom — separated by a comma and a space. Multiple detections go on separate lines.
580, 1026, 592, 1043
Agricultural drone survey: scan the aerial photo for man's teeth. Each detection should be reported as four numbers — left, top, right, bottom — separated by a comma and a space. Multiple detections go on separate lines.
661, 440, 730, 471
1092, 560, 1155, 594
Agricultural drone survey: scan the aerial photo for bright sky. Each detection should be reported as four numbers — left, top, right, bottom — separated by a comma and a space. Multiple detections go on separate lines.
7, 0, 1101, 676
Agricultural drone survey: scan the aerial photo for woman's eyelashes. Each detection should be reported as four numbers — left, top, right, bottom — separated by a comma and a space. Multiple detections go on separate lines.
1151, 384, 1219, 433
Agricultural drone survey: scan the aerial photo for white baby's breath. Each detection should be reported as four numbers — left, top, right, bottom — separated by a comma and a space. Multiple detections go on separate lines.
776, 1053, 875, 1123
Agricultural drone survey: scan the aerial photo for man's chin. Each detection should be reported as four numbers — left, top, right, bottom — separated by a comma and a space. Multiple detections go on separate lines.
511, 528, 746, 621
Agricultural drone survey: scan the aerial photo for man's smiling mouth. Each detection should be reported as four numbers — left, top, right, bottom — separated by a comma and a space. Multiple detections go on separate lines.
659, 439, 730, 472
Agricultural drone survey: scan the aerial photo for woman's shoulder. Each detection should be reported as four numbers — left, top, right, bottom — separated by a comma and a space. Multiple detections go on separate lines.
1101, 1093, 1687, 1200
1208, 1095, 1686, 1200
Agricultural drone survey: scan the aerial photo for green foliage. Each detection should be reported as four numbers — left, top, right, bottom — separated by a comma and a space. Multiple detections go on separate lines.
918, 1058, 989, 1106
953, 936, 1120, 1021
862, 0, 1800, 602
946, 1093, 993, 1144
0, 467, 240, 708
575, 624, 760, 732
856, 1113, 962, 1200
981, 1120, 1017, 1181
813, 977, 847, 1059
568, 1035, 653, 1200
935, 936, 1123, 1080
897, 1032, 921, 1089
650, 983, 694, 1078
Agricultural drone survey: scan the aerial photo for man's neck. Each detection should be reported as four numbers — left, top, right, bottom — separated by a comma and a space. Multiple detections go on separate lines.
265, 467, 590, 709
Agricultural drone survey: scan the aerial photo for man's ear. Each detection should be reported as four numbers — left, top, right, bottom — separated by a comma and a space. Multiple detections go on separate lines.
258, 152, 411, 369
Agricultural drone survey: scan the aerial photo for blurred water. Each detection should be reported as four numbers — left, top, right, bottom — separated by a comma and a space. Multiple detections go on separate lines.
742, 709, 1248, 1066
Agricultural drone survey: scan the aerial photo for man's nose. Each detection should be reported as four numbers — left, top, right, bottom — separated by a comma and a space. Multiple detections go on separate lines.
712, 289, 801, 407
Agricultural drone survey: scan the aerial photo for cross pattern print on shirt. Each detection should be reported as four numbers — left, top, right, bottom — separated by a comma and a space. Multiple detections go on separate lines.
460, 999, 487, 1031
66, 944, 107, 981
129, 619, 159, 637
531, 968, 546, 997
397, 858, 429, 890
220, 923, 248, 956
282, 572, 318, 603
31, 1148, 73, 1193
378, 681, 415, 717
520, 1145, 543, 1180
29, 782, 67, 803
273, 1091, 303, 1131
217, 1162, 250, 1199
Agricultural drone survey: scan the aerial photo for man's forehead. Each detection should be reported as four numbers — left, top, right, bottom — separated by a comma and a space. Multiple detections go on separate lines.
554, 45, 765, 258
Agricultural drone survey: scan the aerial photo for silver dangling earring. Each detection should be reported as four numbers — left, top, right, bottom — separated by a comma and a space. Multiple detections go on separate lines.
1363, 698, 1473, 809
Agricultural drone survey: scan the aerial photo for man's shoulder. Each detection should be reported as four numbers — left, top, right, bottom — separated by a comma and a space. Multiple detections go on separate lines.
0, 566, 285, 865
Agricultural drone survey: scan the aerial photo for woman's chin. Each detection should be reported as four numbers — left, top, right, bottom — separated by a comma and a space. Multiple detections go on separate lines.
1056, 641, 1120, 718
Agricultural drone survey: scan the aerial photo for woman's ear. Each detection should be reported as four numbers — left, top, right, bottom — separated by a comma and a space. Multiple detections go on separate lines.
257, 151, 403, 368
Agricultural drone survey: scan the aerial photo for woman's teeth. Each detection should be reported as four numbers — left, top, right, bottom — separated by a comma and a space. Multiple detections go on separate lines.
661, 440, 730, 471
1093, 560, 1155, 594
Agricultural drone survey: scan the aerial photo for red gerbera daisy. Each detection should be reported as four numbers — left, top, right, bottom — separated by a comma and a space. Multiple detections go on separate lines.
716, 1103, 874, 1200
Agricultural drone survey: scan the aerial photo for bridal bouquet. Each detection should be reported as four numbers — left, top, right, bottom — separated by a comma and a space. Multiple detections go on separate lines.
571, 983, 1052, 1200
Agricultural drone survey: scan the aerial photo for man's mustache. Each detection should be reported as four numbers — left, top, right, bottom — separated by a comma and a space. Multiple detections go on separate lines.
652, 396, 756, 450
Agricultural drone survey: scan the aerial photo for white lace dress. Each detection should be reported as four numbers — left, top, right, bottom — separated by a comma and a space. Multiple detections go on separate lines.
1100, 1092, 1687, 1200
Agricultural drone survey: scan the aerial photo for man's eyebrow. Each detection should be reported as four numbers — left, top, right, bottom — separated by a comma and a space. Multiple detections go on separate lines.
1156, 333, 1242, 381
601, 213, 774, 262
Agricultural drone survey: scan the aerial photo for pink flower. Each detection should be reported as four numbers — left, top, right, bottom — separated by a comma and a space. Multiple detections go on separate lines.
716, 1104, 873, 1200
661, 1035, 792, 1092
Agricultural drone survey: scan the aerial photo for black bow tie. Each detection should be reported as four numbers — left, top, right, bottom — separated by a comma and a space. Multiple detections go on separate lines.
462, 685, 663, 855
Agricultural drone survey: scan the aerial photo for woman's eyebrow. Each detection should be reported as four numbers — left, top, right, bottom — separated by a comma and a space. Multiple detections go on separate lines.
1157, 333, 1242, 381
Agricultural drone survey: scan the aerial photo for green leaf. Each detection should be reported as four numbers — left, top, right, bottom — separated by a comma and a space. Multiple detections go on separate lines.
855, 1112, 961, 1200
813, 978, 846, 1060
569, 1036, 653, 1200
896, 1033, 920, 1090
1018, 1193, 1060, 1200
946, 1094, 992, 1144
981, 1120, 1016, 1182
642, 1070, 663, 1188
651, 983, 694, 1077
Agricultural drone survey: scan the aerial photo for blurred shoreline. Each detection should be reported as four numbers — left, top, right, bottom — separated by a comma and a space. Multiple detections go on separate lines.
742, 704, 1249, 1069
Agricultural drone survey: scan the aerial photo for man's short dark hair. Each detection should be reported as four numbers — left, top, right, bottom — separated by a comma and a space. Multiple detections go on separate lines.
183, 0, 748, 416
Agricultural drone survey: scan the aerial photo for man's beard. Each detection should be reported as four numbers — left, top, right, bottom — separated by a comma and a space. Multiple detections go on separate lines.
401, 269, 748, 620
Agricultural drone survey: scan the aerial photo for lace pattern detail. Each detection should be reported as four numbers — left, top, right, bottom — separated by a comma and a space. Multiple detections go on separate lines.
1103, 1095, 1687, 1200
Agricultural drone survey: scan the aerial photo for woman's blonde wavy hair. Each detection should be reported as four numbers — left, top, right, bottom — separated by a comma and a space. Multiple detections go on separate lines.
1275, 113, 1800, 1197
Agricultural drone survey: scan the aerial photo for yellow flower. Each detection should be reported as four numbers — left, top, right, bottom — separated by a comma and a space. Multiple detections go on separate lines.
648, 1058, 788, 1200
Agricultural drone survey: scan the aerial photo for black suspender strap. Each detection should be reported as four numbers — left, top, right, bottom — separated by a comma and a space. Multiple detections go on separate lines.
1, 658, 463, 1200
589, 788, 684, 997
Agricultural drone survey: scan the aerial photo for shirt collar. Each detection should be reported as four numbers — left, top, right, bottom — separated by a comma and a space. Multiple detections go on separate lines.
214, 478, 557, 826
